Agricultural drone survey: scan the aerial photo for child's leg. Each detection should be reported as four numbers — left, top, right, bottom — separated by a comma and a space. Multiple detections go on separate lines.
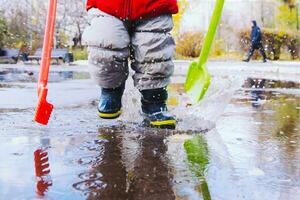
130, 15, 176, 128
130, 14, 175, 90
83, 8, 130, 89
83, 9, 130, 118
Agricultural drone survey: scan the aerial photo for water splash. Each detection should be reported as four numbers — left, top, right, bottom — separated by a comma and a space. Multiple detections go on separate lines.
118, 73, 243, 132
173, 74, 244, 131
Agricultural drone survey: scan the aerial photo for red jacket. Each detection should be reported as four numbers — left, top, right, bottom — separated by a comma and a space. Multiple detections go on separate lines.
86, 0, 178, 21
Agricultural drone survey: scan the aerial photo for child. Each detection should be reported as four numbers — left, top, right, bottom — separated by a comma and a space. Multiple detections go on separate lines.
83, 0, 178, 128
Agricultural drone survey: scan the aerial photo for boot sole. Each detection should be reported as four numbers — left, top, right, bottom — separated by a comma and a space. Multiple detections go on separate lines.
150, 119, 176, 126
143, 119, 176, 130
98, 111, 122, 119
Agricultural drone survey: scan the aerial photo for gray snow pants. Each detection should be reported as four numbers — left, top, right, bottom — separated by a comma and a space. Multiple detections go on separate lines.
82, 8, 175, 90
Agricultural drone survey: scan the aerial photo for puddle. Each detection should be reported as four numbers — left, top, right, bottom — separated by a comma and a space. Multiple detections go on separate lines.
0, 68, 300, 199
243, 78, 300, 89
0, 68, 90, 82
0, 83, 26, 89
216, 87, 300, 200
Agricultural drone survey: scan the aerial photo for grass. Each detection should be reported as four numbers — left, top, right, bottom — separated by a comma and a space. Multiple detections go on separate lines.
71, 47, 88, 61
175, 51, 244, 61
175, 51, 300, 61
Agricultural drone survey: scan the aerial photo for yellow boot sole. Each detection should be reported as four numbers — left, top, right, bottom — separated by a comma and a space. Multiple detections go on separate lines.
143, 119, 176, 130
98, 110, 122, 119
150, 119, 177, 126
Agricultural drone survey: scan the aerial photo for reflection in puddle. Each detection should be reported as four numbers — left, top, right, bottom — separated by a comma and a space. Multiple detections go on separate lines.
0, 83, 26, 89
243, 78, 300, 89
218, 78, 300, 199
34, 139, 53, 197
184, 135, 211, 200
0, 68, 90, 82
73, 126, 179, 199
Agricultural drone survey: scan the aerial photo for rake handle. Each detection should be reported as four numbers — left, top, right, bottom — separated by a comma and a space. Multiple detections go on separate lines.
198, 0, 225, 67
38, 0, 58, 94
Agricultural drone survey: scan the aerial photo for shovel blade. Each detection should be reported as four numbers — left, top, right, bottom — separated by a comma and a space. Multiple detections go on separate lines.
34, 88, 53, 125
184, 61, 211, 104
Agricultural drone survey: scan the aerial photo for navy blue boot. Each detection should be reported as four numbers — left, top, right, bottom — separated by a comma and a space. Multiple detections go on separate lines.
140, 88, 176, 129
98, 85, 125, 119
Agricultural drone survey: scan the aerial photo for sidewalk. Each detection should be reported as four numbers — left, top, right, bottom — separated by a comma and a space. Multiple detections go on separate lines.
1, 60, 300, 82
174, 60, 300, 83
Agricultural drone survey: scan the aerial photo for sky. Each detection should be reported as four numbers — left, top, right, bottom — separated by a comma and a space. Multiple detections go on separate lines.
0, 0, 278, 33
182, 0, 277, 31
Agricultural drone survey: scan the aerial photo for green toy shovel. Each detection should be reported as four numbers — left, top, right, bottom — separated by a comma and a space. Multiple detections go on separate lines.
184, 0, 225, 104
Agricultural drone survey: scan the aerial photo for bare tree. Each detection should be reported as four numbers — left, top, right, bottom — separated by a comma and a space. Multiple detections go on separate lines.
0, 0, 88, 48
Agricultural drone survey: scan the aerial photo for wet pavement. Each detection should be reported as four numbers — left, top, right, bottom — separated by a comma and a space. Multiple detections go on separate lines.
0, 62, 299, 200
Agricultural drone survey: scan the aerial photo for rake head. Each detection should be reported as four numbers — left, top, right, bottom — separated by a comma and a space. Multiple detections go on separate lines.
34, 149, 51, 177
34, 87, 53, 125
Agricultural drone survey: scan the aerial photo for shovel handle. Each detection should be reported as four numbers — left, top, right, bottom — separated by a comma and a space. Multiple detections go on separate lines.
38, 0, 58, 94
198, 0, 225, 67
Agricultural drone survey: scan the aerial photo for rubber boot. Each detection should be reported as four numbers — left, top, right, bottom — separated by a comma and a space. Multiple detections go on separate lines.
98, 84, 125, 119
140, 88, 176, 129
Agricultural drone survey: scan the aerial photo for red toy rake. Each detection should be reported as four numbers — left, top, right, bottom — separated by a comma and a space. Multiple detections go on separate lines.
34, 0, 58, 125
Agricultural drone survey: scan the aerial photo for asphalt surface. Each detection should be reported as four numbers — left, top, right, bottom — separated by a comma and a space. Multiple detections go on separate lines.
0, 61, 299, 200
